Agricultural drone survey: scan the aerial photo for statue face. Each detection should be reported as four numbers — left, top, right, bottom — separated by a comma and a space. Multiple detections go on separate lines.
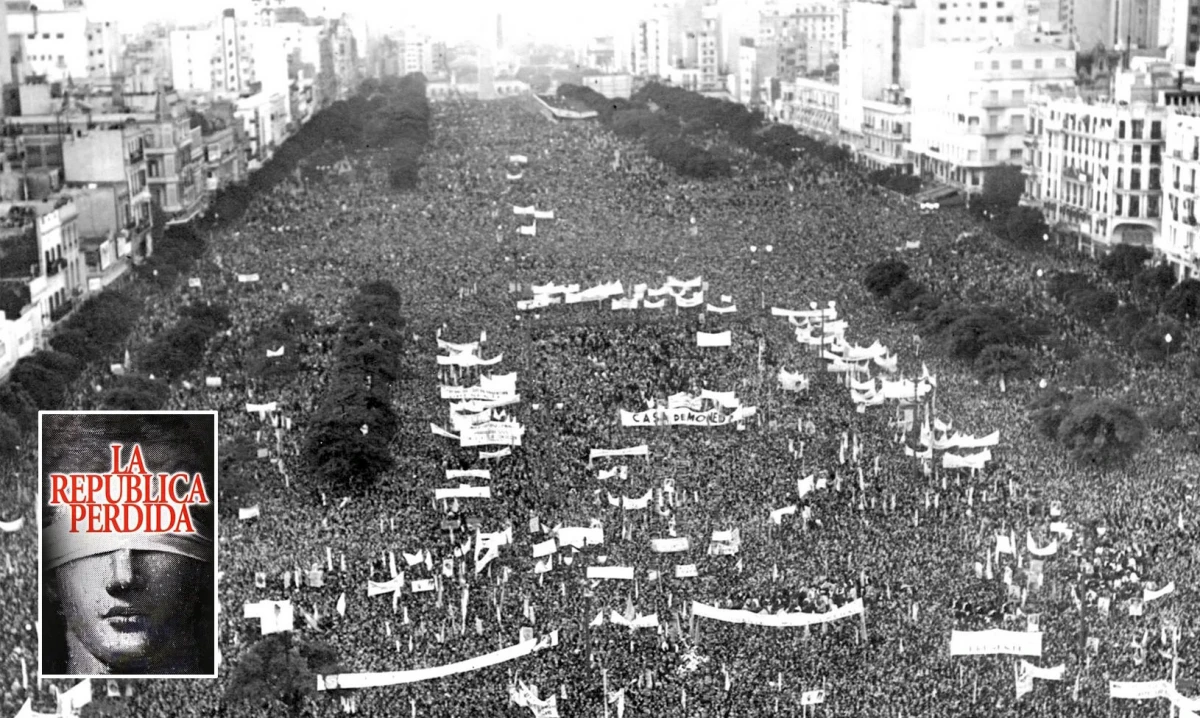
54, 549, 204, 673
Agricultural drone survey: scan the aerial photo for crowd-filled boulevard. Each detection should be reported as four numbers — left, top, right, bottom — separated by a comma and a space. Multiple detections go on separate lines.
4, 94, 1200, 718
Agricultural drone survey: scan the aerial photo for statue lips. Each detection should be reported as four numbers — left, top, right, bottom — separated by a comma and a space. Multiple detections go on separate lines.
103, 606, 149, 632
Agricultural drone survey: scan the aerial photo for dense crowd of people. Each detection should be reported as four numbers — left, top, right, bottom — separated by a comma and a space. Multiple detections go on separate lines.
2, 92, 1200, 718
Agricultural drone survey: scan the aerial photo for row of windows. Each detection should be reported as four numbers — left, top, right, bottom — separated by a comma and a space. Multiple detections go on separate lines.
938, 1, 1005, 7
973, 57, 1067, 70
938, 16, 1014, 24
26, 33, 65, 40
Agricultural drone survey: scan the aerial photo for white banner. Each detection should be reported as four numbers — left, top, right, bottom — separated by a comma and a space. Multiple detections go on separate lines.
1144, 582, 1176, 603
367, 576, 404, 597
434, 485, 492, 500
587, 566, 635, 580
244, 600, 294, 634
591, 446, 649, 460
513, 205, 535, 215
801, 690, 826, 705
461, 423, 525, 447
481, 373, 517, 395
318, 635, 557, 689
772, 306, 837, 320
447, 469, 491, 480
650, 537, 690, 553
246, 402, 278, 413
555, 526, 604, 548
437, 339, 481, 354
697, 331, 732, 347
1026, 532, 1058, 557
480, 448, 512, 460
238, 505, 260, 521
0, 516, 24, 532
411, 578, 436, 593
205, 376, 223, 388
675, 564, 698, 578
949, 629, 1042, 656
533, 210, 554, 220
532, 538, 557, 558
691, 598, 864, 627
509, 155, 529, 165
440, 386, 518, 402
1021, 661, 1065, 681
437, 353, 504, 367
237, 273, 261, 283
431, 424, 461, 440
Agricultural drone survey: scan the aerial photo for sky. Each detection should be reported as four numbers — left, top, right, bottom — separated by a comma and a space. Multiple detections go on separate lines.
88, 0, 648, 45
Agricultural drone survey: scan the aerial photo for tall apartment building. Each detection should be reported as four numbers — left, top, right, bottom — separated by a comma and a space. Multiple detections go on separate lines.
908, 43, 1075, 191
1161, 0, 1199, 68
6, 1, 118, 82
1161, 110, 1200, 278
839, 1, 923, 153
914, 0, 1033, 44
1023, 92, 1166, 254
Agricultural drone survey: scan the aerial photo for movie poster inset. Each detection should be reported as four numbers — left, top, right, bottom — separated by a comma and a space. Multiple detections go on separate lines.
38, 411, 218, 679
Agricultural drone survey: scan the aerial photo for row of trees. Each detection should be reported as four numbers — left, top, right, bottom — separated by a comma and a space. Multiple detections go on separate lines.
557, 84, 731, 179
1046, 268, 1185, 362
632, 83, 849, 167
863, 258, 1148, 466
303, 281, 408, 494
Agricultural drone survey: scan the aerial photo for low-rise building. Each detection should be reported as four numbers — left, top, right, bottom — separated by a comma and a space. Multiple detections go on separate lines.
859, 98, 913, 173
775, 78, 838, 140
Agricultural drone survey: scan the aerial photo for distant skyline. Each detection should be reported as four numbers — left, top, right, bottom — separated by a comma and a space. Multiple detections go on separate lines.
88, 0, 648, 45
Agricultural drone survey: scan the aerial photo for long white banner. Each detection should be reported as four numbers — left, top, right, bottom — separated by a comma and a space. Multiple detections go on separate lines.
949, 629, 1042, 657
620, 408, 752, 427
587, 566, 635, 580
317, 636, 556, 689
440, 386, 518, 402
434, 486, 492, 500
691, 598, 863, 627
590, 446, 649, 460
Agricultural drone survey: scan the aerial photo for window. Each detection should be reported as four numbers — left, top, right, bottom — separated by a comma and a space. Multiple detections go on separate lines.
968, 150, 979, 161
1011, 59, 1022, 69
938, 17, 947, 23
42, 33, 49, 39
1132, 145, 1142, 163
988, 149, 998, 160
1117, 168, 1123, 188
1131, 169, 1141, 189
974, 61, 983, 69
1118, 120, 1126, 139
1132, 120, 1143, 139
1055, 57, 1067, 67
1130, 196, 1140, 217
1035, 58, 1043, 68
991, 60, 1000, 69
1010, 148, 1023, 160
980, 16, 987, 21
988, 89, 999, 103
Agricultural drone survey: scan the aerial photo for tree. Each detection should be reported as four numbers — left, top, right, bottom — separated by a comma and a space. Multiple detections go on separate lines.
0, 412, 21, 458
1067, 289, 1118, 324
1047, 272, 1094, 303
100, 376, 169, 411
975, 344, 1034, 380
1132, 319, 1185, 361
941, 309, 1027, 362
863, 260, 910, 297
1027, 387, 1073, 439
1132, 263, 1177, 305
1164, 279, 1200, 322
887, 278, 927, 314
1004, 206, 1049, 249
1066, 355, 1122, 387
1056, 399, 1146, 467
1099, 245, 1153, 283
224, 633, 340, 711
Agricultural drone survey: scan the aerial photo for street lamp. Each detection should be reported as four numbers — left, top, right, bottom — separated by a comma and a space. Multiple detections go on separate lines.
1165, 333, 1173, 361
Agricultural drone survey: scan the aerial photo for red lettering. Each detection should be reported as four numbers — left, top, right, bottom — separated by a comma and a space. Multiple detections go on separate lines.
126, 474, 143, 504
169, 473, 191, 503
49, 474, 69, 505
69, 504, 87, 532
110, 444, 123, 473
182, 473, 209, 505
69, 474, 87, 504
125, 444, 147, 474
87, 474, 105, 503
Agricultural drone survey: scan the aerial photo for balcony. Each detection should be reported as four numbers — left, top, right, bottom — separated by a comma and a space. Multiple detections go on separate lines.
50, 298, 73, 323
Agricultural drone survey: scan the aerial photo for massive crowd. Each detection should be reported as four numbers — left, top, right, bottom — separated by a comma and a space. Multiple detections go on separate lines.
2, 94, 1200, 718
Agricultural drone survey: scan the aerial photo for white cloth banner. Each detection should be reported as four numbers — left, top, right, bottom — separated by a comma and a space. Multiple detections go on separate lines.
1026, 532, 1058, 557
675, 293, 705, 308
237, 273, 261, 283
771, 306, 837, 320
461, 423, 525, 447
642, 298, 667, 309
607, 490, 652, 510
434, 485, 492, 500
246, 402, 278, 413
533, 210, 555, 220
440, 386, 518, 402
778, 369, 809, 392
770, 505, 797, 524
410, 578, 436, 593
591, 446, 649, 460
481, 373, 518, 395
367, 576, 404, 597
610, 611, 659, 629
949, 629, 1042, 656
801, 690, 826, 705
437, 339, 481, 354
509, 155, 529, 165
697, 331, 732, 347
665, 276, 703, 289
437, 353, 504, 367
431, 424, 461, 440
318, 636, 557, 689
675, 564, 698, 578
706, 304, 737, 314
943, 449, 993, 470
238, 506, 260, 521
700, 390, 740, 408
1021, 661, 1065, 681
1144, 582, 1176, 603
244, 600, 294, 634
532, 538, 558, 558
587, 566, 635, 580
513, 205, 535, 215
555, 526, 604, 548
0, 516, 24, 532
650, 537, 690, 553
480, 448, 512, 460
447, 469, 491, 480
691, 599, 864, 627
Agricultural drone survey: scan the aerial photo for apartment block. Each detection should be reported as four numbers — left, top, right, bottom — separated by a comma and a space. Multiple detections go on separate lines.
1161, 110, 1200, 278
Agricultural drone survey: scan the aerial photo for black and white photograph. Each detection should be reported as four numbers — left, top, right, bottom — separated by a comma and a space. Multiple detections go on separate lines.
0, 0, 1198, 715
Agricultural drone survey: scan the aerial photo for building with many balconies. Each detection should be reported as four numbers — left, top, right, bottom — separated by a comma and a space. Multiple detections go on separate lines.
1023, 90, 1167, 255
1161, 110, 1200, 279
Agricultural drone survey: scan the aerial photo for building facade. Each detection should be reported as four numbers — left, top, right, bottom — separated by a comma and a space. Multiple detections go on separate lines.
1161, 110, 1200, 278
908, 43, 1075, 192
1024, 95, 1167, 254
